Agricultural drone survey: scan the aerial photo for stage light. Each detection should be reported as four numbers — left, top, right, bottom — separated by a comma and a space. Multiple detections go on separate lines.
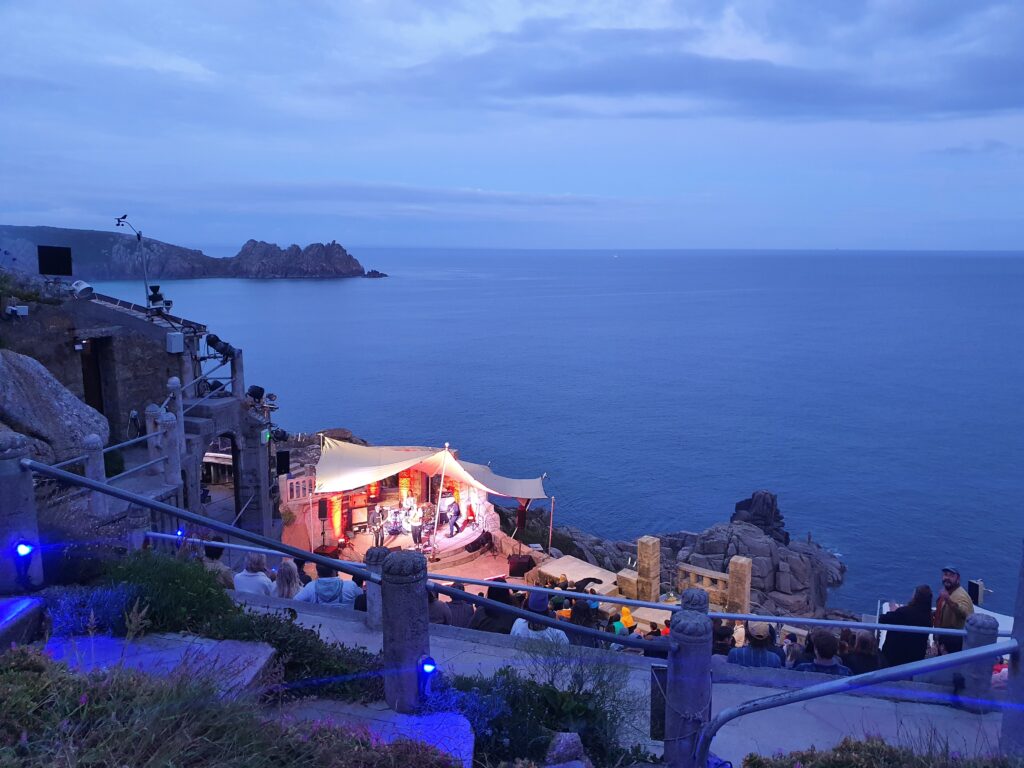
15, 541, 34, 558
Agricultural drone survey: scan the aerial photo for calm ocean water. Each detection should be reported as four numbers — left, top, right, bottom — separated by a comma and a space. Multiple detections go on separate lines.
96, 249, 1024, 613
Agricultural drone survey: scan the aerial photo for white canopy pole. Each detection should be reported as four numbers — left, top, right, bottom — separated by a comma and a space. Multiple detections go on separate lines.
430, 442, 450, 560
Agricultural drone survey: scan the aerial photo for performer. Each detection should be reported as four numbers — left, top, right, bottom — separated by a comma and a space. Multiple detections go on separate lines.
409, 504, 424, 548
369, 504, 385, 548
447, 498, 462, 538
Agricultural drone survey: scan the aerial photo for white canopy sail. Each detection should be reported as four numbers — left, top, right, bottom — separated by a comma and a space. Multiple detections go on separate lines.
314, 437, 547, 499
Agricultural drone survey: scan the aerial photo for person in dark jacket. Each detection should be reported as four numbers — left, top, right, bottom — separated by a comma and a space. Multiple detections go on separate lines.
880, 585, 933, 668
567, 600, 600, 648
843, 631, 880, 675
468, 578, 517, 634
447, 582, 476, 628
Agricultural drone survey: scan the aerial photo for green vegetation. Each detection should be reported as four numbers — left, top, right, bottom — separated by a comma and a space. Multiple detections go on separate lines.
0, 647, 453, 768
98, 552, 383, 702
423, 642, 651, 767
745, 737, 1024, 768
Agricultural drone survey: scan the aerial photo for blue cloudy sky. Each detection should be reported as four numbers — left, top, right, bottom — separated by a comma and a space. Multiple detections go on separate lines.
1, 1, 1022, 251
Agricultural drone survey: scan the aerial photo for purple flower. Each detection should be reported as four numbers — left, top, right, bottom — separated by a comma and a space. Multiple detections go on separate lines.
79, 693, 88, 706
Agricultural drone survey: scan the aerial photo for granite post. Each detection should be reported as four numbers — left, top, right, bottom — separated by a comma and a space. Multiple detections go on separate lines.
167, 377, 187, 459
1001, 539, 1024, 755
960, 612, 999, 712
144, 403, 162, 471
159, 412, 182, 487
82, 433, 107, 520
231, 348, 245, 396
0, 433, 44, 592
382, 550, 430, 713
364, 546, 389, 631
664, 588, 712, 768
726, 556, 752, 614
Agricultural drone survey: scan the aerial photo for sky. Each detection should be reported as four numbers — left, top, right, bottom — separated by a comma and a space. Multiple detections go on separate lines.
1, 0, 1022, 252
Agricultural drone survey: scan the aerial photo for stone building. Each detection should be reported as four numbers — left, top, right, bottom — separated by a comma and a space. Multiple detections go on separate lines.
0, 275, 280, 538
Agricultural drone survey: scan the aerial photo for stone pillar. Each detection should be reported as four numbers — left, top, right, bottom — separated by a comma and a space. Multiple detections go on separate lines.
726, 556, 752, 614
381, 551, 430, 713
159, 412, 182, 487
664, 588, 712, 768
637, 536, 662, 603
231, 349, 245, 397
82, 433, 107, 520
167, 377, 186, 459
1002, 540, 1024, 755
125, 504, 151, 551
364, 546, 389, 630
0, 433, 44, 592
960, 612, 999, 712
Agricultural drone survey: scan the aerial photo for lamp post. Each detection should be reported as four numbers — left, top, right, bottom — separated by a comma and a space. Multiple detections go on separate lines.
114, 214, 149, 305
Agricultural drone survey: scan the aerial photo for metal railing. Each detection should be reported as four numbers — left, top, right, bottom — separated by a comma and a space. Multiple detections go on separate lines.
103, 430, 165, 454
108, 456, 167, 483
694, 638, 1021, 766
183, 387, 233, 415
51, 454, 88, 470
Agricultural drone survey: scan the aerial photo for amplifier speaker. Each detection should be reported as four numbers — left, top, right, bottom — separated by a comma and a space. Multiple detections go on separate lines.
318, 498, 328, 520
508, 554, 532, 578
465, 531, 491, 553
276, 450, 290, 475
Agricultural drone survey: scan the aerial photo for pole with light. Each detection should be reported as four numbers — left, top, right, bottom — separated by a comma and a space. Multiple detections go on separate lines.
114, 214, 149, 305
430, 443, 450, 561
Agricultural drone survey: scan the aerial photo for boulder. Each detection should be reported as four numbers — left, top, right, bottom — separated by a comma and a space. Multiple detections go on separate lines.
0, 349, 109, 461
545, 731, 589, 767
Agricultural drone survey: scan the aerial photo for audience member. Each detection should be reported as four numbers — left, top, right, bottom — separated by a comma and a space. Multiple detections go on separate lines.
644, 621, 662, 639
428, 587, 452, 625
353, 575, 367, 612
934, 566, 974, 654
727, 622, 782, 668
294, 558, 313, 586
838, 627, 857, 659
661, 619, 671, 636
511, 596, 569, 644
468, 579, 517, 634
794, 631, 851, 676
202, 536, 235, 589
274, 559, 301, 599
880, 585, 933, 667
785, 642, 803, 669
294, 561, 360, 607
568, 600, 600, 648
446, 583, 475, 628
711, 618, 735, 656
233, 552, 273, 596
844, 631, 880, 675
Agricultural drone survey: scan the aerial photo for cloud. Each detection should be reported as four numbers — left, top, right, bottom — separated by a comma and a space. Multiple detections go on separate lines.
101, 45, 216, 83
930, 139, 1023, 157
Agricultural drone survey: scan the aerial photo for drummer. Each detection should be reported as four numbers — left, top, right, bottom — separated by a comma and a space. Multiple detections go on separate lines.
409, 504, 424, 549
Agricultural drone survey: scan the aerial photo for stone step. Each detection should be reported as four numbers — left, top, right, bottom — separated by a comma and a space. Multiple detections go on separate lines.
45, 633, 276, 697
0, 597, 44, 647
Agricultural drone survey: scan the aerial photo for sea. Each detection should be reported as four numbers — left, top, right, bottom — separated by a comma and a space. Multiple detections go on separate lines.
95, 249, 1024, 614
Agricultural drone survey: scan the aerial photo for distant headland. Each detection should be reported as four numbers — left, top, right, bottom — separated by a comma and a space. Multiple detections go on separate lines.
0, 224, 386, 280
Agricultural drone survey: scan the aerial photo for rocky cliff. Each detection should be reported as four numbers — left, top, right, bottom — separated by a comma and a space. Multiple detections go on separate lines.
500, 489, 847, 618
0, 225, 376, 280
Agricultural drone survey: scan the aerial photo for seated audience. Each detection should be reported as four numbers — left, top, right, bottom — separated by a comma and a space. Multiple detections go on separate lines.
568, 600, 600, 648
294, 561, 361, 607
446, 583, 475, 628
293, 558, 313, 586
274, 559, 302, 599
233, 552, 274, 596
468, 579, 517, 634
844, 631, 880, 675
794, 631, 852, 676
353, 575, 367, 612
880, 585, 933, 667
511, 598, 569, 644
727, 622, 782, 668
428, 587, 452, 625
712, 618, 735, 656
202, 536, 235, 589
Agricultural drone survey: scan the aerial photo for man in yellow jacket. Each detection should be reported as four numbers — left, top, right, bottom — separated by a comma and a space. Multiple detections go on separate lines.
934, 566, 974, 653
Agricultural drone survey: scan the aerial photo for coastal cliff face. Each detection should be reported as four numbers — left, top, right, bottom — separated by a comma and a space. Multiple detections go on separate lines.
0, 225, 373, 280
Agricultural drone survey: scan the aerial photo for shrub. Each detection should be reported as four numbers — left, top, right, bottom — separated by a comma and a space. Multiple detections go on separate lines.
41, 584, 139, 637
104, 551, 236, 632
0, 647, 454, 768
744, 737, 1024, 768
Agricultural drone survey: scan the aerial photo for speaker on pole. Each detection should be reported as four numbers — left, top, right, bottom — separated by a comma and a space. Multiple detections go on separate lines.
276, 450, 290, 475
318, 498, 329, 521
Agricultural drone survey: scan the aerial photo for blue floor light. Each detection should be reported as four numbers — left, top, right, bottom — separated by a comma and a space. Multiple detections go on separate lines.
13, 539, 36, 588
15, 541, 34, 558
418, 655, 438, 698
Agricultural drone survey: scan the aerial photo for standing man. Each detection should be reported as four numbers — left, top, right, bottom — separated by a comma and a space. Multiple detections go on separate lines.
447, 498, 462, 538
369, 504, 385, 548
934, 565, 974, 653
409, 504, 423, 549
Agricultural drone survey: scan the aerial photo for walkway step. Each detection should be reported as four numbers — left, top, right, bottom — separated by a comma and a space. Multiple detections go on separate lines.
45, 633, 276, 697
0, 597, 44, 647
272, 698, 474, 768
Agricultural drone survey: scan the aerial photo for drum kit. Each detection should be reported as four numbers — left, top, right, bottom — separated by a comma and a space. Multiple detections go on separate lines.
380, 504, 435, 537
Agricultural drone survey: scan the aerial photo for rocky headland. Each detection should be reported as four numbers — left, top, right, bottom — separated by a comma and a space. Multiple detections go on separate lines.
0, 225, 382, 280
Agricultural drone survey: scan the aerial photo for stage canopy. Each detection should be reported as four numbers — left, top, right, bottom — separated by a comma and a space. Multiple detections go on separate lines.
314, 437, 547, 499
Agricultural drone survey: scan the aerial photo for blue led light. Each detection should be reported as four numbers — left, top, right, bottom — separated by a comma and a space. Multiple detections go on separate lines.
176, 528, 185, 537
420, 656, 437, 675
15, 542, 34, 558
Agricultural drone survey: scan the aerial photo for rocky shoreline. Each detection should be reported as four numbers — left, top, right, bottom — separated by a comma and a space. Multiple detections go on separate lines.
495, 489, 848, 619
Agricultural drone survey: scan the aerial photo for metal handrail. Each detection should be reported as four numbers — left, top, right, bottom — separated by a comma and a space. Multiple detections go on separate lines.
694, 637, 1021, 766
710, 610, 972, 638
108, 456, 167, 482
51, 454, 88, 469
183, 387, 233, 415
181, 358, 232, 397
103, 430, 165, 454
